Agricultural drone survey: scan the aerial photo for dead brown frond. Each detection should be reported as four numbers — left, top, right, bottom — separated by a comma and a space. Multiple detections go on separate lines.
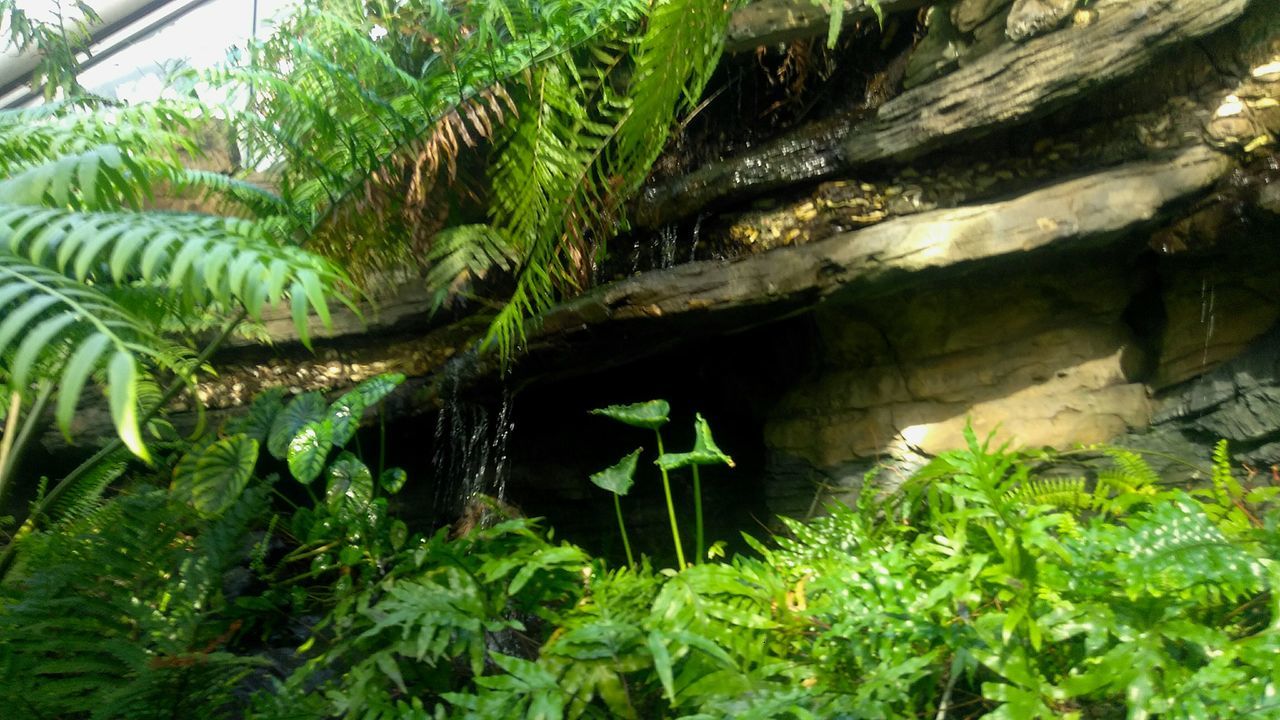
311, 85, 517, 284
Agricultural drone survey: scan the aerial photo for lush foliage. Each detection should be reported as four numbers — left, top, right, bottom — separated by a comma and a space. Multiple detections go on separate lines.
0, 374, 412, 717
0, 0, 740, 499
210, 0, 735, 355
5, 390, 1274, 719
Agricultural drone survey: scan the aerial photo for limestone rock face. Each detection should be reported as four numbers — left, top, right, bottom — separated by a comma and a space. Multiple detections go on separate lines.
953, 0, 1014, 33
762, 261, 1154, 509
1006, 0, 1078, 42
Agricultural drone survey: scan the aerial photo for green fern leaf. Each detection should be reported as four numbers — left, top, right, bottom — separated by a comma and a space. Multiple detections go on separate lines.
1116, 495, 1268, 603
0, 257, 190, 457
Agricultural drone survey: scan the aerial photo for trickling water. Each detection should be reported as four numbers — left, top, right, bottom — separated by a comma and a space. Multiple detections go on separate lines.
657, 224, 679, 269
490, 388, 515, 502
689, 213, 706, 263
431, 356, 516, 521
1200, 278, 1216, 371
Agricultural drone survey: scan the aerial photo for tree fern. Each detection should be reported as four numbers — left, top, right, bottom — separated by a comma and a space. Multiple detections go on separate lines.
0, 259, 192, 458
485, 0, 732, 355
0, 118, 353, 459
210, 0, 729, 359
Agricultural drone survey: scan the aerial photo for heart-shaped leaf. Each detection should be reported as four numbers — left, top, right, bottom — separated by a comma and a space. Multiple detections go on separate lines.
267, 391, 327, 459
327, 451, 374, 519
656, 413, 735, 470
171, 434, 259, 518
349, 372, 405, 407
224, 387, 286, 443
327, 392, 366, 448
590, 449, 642, 496
287, 418, 333, 484
590, 399, 670, 429
389, 519, 408, 550
338, 545, 363, 566
380, 467, 408, 494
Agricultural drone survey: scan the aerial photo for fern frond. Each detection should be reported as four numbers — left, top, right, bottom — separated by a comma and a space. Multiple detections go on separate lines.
1004, 476, 1089, 511
43, 451, 129, 527
425, 224, 518, 311
484, 0, 731, 357
0, 100, 199, 176
0, 257, 192, 459
1094, 448, 1165, 516
0, 204, 353, 342
163, 169, 290, 219
609, 0, 729, 190
1116, 496, 1269, 604
0, 145, 158, 210
1102, 448, 1161, 490
1210, 439, 1243, 504
0, 483, 271, 720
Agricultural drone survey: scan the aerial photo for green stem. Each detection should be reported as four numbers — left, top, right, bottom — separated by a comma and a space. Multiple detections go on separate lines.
0, 383, 53, 511
654, 429, 686, 569
692, 464, 703, 565
0, 309, 248, 582
378, 407, 386, 479
613, 494, 635, 568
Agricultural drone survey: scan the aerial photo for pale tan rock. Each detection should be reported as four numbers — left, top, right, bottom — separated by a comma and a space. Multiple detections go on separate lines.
1154, 272, 1280, 389
1006, 0, 1078, 42
953, 0, 1014, 32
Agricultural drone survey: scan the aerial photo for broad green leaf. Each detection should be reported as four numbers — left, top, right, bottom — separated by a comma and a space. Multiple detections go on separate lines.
55, 333, 111, 438
327, 451, 374, 518
347, 372, 405, 407
298, 269, 331, 328
826, 0, 843, 48
107, 349, 148, 462
291, 285, 312, 350
648, 630, 676, 704
590, 449, 641, 496
224, 387, 286, 443
338, 545, 363, 566
0, 292, 56, 356
328, 392, 366, 447
171, 434, 259, 518
267, 391, 327, 459
389, 519, 408, 549
380, 467, 407, 494
591, 399, 669, 429
11, 311, 76, 386
655, 413, 734, 470
287, 418, 333, 484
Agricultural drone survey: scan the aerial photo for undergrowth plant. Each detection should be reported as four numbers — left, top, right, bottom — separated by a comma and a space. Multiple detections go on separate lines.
4, 373, 1277, 720
590, 400, 735, 568
260, 430, 1278, 719
0, 372, 414, 719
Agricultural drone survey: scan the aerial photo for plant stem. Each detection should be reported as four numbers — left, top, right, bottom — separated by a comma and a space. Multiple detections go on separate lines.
378, 407, 386, 478
0, 382, 54, 511
0, 310, 248, 581
0, 390, 24, 507
692, 464, 703, 564
654, 429, 686, 569
613, 494, 635, 568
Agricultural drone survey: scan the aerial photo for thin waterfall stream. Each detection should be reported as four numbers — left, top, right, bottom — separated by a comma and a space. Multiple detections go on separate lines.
431, 355, 516, 523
